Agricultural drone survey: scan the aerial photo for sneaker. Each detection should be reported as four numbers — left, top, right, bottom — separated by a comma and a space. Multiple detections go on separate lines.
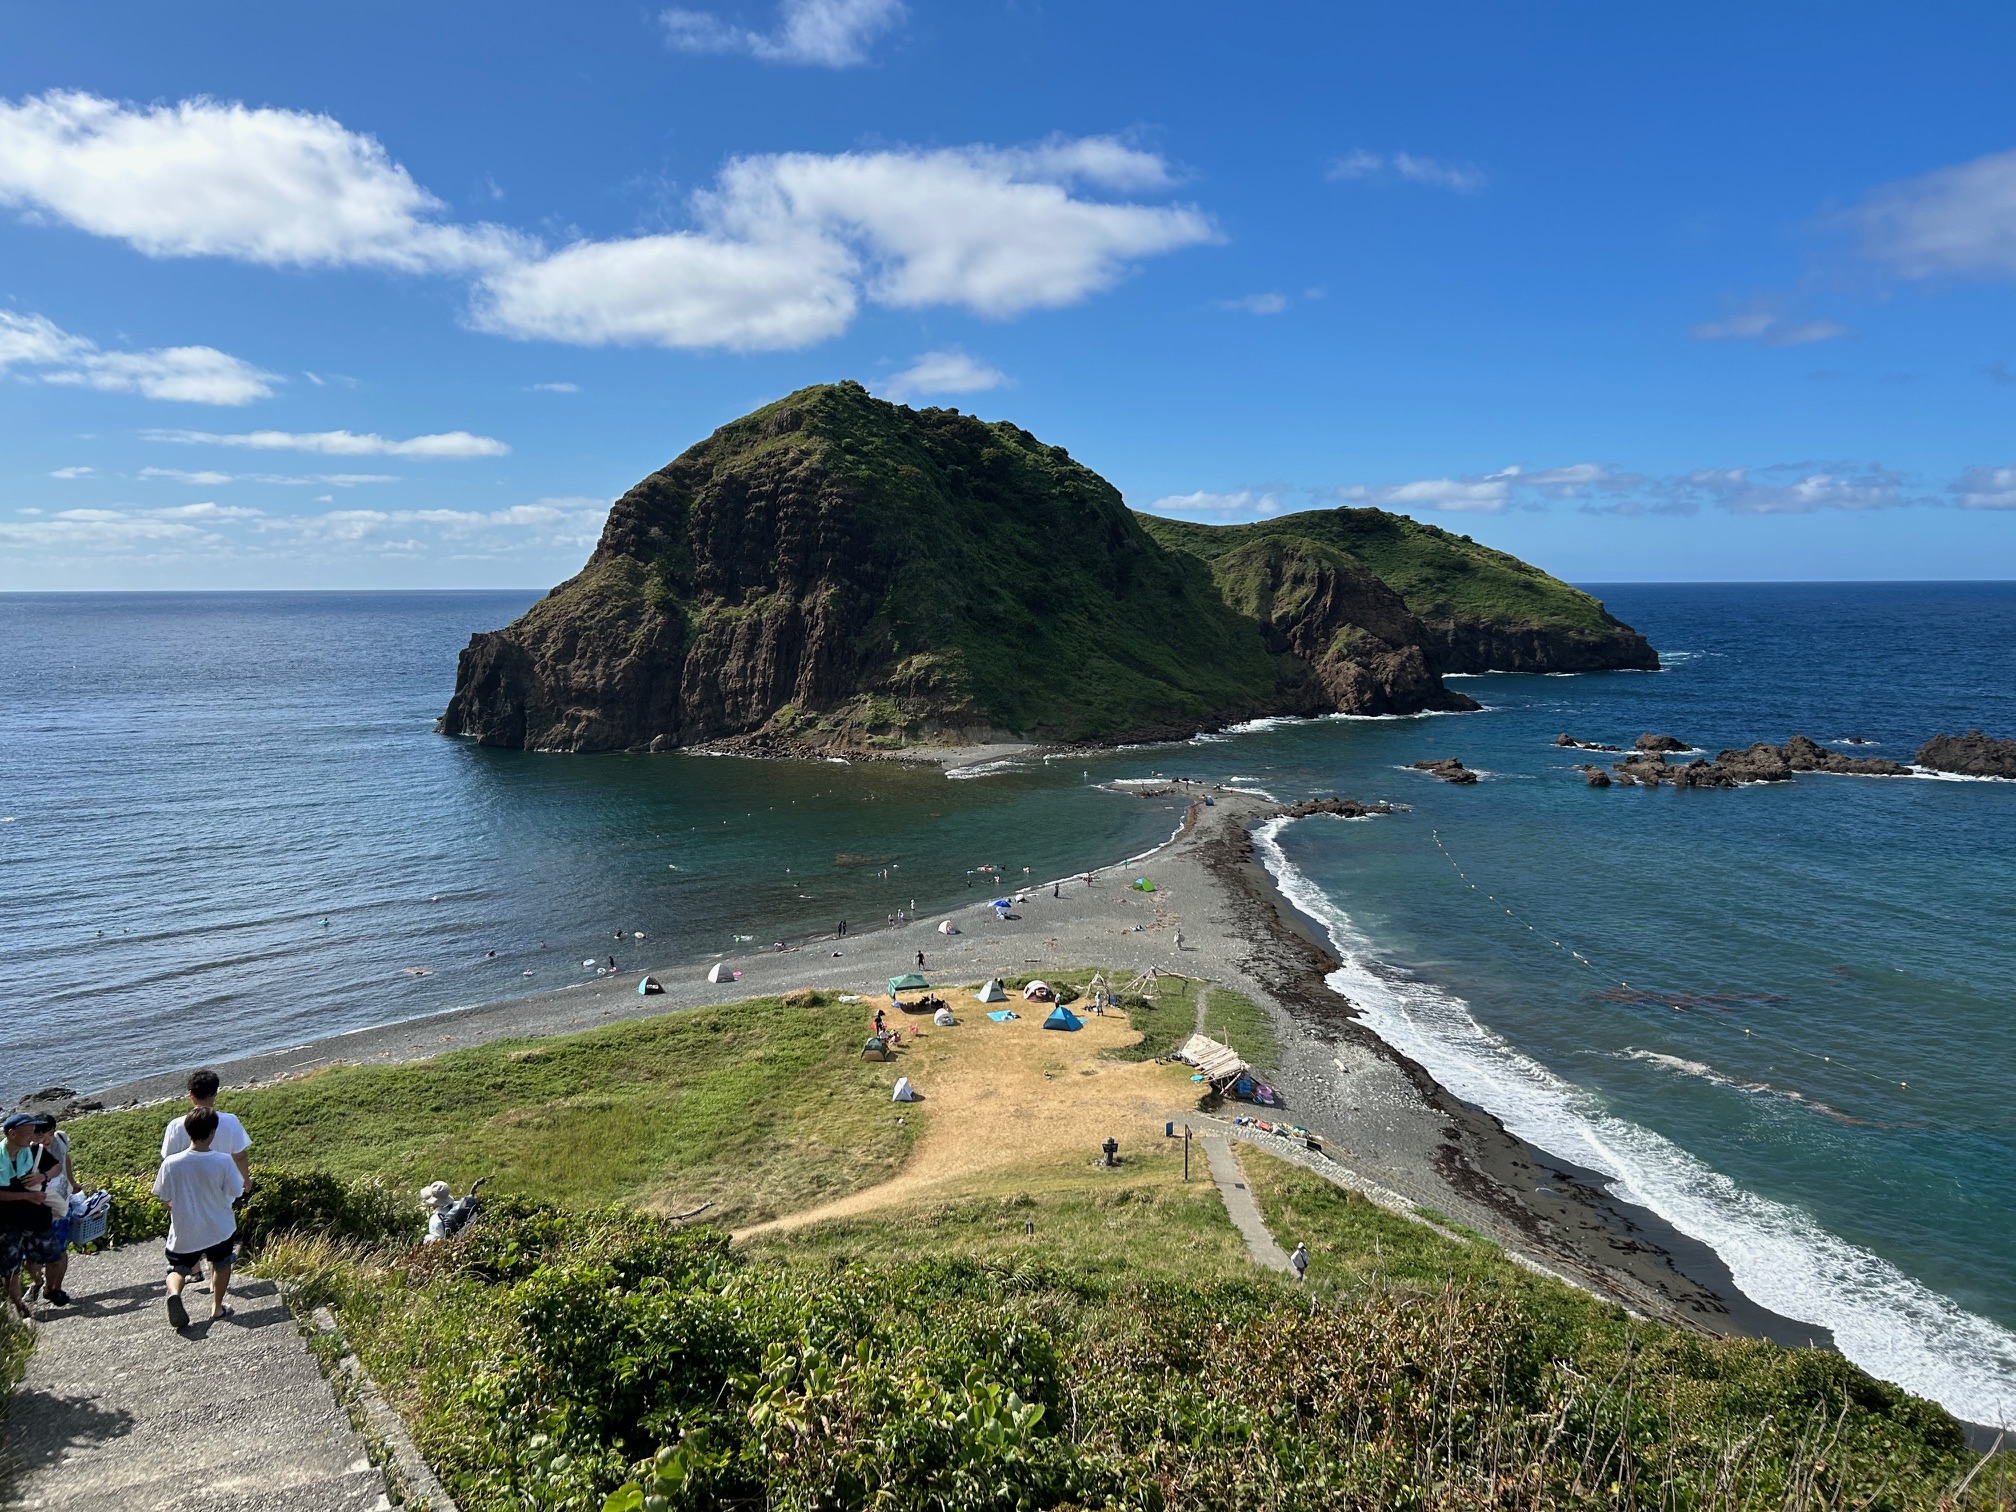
46, 1289, 70, 1307
166, 1293, 189, 1330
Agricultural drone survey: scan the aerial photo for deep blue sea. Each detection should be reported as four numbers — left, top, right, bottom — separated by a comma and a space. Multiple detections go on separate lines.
3, 584, 2013, 1425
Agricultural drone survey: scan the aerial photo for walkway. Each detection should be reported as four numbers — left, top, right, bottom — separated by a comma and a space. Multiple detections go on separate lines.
2, 1244, 392, 1512
1198, 1134, 1293, 1273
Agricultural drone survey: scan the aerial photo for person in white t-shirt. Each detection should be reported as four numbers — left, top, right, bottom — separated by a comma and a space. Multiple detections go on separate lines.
151, 1106, 244, 1329
160, 1069, 251, 1187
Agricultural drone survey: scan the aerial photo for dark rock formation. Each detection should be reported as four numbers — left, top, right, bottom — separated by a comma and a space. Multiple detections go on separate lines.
1412, 758, 1480, 785
1610, 735, 1908, 789
1915, 730, 2016, 779
1578, 764, 1612, 788
10, 1085, 102, 1120
1555, 733, 1621, 751
1783, 734, 1910, 777
442, 383, 1660, 755
1635, 733, 1690, 753
1279, 797, 1400, 819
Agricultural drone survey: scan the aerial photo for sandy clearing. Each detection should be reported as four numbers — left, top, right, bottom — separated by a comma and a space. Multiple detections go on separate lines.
736, 988, 1195, 1238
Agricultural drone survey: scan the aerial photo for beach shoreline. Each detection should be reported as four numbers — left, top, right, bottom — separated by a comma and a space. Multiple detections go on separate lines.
76, 785, 1827, 1361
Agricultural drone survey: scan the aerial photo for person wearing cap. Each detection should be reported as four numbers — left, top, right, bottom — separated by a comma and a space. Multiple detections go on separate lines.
23, 1115, 74, 1308
1, 1113, 50, 1320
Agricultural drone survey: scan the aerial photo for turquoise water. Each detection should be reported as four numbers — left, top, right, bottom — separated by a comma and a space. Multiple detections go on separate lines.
3, 584, 2012, 1423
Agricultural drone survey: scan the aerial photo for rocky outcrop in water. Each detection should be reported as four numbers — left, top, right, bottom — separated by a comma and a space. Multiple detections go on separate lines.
1635, 733, 1690, 753
1555, 733, 1621, 751
1606, 736, 1909, 789
1412, 758, 1480, 784
1577, 764, 1612, 788
1914, 730, 2016, 779
1278, 797, 1400, 819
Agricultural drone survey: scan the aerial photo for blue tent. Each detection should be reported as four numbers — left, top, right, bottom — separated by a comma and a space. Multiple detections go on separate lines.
1042, 1005, 1083, 1032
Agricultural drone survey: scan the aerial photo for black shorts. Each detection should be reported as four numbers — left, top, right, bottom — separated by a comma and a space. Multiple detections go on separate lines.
164, 1237, 236, 1274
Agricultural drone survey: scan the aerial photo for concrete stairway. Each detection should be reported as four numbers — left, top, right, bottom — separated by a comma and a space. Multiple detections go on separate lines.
2, 1243, 392, 1511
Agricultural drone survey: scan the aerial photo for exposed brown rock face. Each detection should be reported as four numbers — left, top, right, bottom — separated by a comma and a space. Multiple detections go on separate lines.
440, 383, 1657, 755
1606, 736, 1909, 788
1209, 536, 1478, 717
1914, 730, 2016, 779
1411, 757, 1480, 784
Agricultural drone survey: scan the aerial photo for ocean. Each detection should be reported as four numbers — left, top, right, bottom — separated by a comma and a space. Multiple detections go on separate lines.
4, 583, 2013, 1425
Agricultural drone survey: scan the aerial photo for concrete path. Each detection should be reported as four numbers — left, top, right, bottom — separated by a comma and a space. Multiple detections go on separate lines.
1199, 1135, 1293, 1273
2, 1244, 392, 1512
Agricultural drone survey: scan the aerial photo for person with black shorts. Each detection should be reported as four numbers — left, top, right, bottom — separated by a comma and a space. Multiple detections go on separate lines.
150, 1107, 244, 1329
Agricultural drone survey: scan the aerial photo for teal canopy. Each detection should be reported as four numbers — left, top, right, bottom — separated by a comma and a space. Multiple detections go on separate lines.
888, 973, 929, 992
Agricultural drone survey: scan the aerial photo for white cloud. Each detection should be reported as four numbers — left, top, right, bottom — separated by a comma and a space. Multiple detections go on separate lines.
1143, 488, 1285, 520
0, 496, 608, 562
139, 466, 398, 486
661, 0, 904, 67
528, 381, 579, 393
1335, 467, 1520, 512
1219, 292, 1287, 315
144, 428, 508, 458
471, 140, 1212, 350
1677, 464, 1910, 514
0, 91, 1211, 357
0, 309, 277, 404
50, 465, 93, 478
1852, 148, 2016, 281
1328, 149, 1484, 193
0, 90, 522, 271
1691, 304, 1852, 346
1951, 466, 2016, 509
879, 350, 1008, 401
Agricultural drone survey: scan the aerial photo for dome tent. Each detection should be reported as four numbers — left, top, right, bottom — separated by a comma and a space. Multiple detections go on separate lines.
975, 979, 1009, 1003
1042, 1005, 1083, 1032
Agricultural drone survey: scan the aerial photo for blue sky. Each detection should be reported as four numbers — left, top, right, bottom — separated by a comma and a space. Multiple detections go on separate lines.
5, 1, 2016, 589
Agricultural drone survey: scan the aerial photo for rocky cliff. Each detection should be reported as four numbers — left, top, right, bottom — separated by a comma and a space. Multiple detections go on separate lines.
441, 383, 1656, 754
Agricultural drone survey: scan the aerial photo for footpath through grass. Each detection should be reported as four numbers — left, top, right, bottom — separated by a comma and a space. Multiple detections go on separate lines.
68, 989, 914, 1228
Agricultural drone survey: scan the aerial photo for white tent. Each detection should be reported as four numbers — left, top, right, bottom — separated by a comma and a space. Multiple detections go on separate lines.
892, 1076, 918, 1102
1022, 980, 1054, 1002
937, 919, 958, 935
1174, 1033, 1247, 1085
706, 961, 733, 984
975, 979, 1008, 1003
933, 1006, 957, 1026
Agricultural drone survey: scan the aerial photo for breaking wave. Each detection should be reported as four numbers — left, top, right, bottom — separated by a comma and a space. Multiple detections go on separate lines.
1254, 816, 2016, 1427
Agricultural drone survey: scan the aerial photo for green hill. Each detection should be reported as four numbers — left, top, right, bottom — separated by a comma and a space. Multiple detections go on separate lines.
441, 383, 1655, 753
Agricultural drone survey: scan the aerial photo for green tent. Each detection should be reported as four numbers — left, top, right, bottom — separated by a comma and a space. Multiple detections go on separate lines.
888, 973, 930, 993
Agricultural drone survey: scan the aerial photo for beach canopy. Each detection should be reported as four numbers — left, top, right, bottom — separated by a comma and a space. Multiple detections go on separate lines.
937, 919, 958, 935
1042, 1005, 1083, 1032
706, 961, 732, 984
638, 976, 664, 995
933, 1006, 957, 1026
892, 1076, 917, 1103
975, 979, 1008, 1003
888, 973, 929, 993
1174, 1033, 1247, 1084
991, 898, 1011, 909
1131, 877, 1156, 892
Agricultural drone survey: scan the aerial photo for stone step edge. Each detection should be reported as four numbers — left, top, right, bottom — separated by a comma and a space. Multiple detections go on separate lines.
300, 1301, 460, 1512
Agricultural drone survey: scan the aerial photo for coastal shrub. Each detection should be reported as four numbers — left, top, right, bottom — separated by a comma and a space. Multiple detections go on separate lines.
236, 1166, 424, 1252
101, 1173, 169, 1244
252, 1198, 2003, 1512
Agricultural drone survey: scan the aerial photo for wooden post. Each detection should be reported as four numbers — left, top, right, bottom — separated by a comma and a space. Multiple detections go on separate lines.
1183, 1125, 1192, 1182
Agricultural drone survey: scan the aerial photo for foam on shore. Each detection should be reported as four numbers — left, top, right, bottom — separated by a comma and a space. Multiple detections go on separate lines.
1254, 814, 2016, 1429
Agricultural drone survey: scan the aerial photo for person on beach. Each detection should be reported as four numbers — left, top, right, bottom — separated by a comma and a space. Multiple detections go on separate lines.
152, 1107, 244, 1328
24, 1116, 74, 1308
0, 1113, 51, 1320
162, 1069, 251, 1187
916, 951, 925, 969
1290, 1242, 1309, 1282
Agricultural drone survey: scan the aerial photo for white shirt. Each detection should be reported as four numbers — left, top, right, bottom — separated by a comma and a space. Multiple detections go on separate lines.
161, 1110, 250, 1161
152, 1148, 244, 1253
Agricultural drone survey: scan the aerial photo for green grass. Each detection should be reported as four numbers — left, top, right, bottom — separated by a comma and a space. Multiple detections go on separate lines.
66, 990, 915, 1228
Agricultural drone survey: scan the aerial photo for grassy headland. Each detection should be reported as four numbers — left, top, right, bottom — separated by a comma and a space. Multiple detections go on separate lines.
64, 979, 2009, 1511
